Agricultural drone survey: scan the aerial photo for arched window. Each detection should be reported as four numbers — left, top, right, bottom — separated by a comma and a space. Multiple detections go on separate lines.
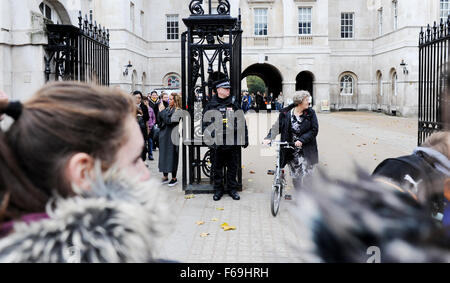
377, 73, 383, 97
392, 72, 398, 96
165, 74, 181, 88
340, 75, 354, 96
39, 1, 62, 24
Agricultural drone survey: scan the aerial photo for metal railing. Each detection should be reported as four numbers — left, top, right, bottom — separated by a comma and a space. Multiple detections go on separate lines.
45, 11, 109, 86
418, 16, 449, 145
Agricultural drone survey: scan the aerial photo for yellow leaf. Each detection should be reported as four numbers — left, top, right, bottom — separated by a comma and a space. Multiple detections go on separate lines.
223, 226, 236, 231
200, 233, 209, 238
221, 223, 229, 228
185, 194, 195, 199
196, 221, 205, 226
216, 207, 225, 211
211, 218, 219, 222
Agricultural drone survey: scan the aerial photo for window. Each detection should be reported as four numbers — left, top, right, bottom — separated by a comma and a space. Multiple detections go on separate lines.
341, 13, 354, 38
340, 75, 354, 96
378, 74, 383, 96
39, 1, 61, 24
167, 75, 180, 88
441, 0, 450, 22
378, 8, 383, 36
393, 1, 398, 30
166, 15, 179, 40
254, 8, 268, 36
298, 8, 312, 35
392, 72, 398, 96
130, 2, 135, 33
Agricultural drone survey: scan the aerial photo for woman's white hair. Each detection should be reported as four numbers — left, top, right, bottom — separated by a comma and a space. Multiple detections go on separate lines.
293, 91, 311, 105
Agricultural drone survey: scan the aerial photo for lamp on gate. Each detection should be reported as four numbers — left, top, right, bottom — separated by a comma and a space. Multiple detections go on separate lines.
400, 59, 409, 75
123, 61, 133, 76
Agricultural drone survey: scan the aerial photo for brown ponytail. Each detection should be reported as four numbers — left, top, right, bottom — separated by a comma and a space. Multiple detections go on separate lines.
0, 82, 135, 222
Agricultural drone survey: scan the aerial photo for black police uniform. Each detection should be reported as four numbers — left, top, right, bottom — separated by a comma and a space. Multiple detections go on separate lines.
203, 92, 249, 200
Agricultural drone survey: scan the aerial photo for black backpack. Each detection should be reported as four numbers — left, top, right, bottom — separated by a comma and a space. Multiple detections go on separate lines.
373, 153, 445, 213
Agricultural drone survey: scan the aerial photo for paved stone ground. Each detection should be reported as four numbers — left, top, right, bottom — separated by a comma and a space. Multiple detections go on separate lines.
150, 111, 418, 263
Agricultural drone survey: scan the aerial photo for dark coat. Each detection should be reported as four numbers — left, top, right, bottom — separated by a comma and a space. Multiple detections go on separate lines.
139, 103, 150, 124
202, 95, 249, 148
158, 107, 181, 173
266, 104, 319, 168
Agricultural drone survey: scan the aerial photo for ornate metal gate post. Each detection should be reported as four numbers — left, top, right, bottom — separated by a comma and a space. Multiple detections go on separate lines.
181, 0, 243, 193
418, 16, 449, 145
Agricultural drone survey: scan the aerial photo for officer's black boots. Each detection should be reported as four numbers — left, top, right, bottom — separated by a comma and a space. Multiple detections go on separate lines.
228, 190, 240, 200
213, 191, 224, 201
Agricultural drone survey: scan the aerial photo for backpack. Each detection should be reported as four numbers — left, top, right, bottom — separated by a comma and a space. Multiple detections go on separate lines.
373, 154, 445, 214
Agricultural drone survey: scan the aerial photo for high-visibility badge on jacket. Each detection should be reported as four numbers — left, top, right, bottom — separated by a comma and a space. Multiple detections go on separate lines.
223, 118, 228, 127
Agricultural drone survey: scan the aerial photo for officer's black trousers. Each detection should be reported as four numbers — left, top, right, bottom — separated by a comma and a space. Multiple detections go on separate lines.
212, 146, 240, 192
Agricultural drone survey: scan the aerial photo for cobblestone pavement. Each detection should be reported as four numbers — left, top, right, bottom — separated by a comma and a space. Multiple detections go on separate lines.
150, 111, 417, 263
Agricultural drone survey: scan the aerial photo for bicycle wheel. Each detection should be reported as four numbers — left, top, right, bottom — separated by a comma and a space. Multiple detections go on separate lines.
271, 184, 282, 217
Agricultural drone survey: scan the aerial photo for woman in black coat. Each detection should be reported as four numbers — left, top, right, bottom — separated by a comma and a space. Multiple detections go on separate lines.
158, 93, 182, 187
264, 91, 319, 189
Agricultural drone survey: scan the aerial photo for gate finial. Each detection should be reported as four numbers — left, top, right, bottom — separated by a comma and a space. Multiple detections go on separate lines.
189, 0, 231, 15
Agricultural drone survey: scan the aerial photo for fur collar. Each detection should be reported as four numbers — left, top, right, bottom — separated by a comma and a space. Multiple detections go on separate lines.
0, 166, 171, 263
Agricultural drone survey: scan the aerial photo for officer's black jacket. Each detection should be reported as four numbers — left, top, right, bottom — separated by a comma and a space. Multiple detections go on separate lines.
202, 95, 249, 148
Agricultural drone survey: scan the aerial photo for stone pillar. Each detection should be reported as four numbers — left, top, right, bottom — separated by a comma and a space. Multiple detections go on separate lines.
282, 81, 296, 105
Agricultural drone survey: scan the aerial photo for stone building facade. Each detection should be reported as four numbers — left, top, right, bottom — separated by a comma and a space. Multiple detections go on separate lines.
0, 0, 449, 116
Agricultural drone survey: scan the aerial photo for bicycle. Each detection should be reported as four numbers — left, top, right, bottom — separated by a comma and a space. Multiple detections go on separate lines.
266, 141, 295, 217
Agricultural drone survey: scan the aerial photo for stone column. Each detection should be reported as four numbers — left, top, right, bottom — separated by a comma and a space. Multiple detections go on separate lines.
282, 81, 296, 105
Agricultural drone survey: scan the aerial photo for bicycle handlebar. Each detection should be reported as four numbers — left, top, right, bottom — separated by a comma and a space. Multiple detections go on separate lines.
263, 141, 298, 149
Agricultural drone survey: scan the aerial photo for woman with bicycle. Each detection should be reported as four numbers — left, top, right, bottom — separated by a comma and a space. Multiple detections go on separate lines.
263, 91, 319, 189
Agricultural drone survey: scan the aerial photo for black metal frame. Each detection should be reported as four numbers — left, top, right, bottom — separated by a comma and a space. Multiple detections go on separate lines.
181, 0, 243, 193
418, 16, 449, 145
45, 11, 109, 85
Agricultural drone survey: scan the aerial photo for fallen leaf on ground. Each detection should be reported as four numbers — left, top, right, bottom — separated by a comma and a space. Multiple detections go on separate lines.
196, 221, 205, 225
216, 207, 225, 211
221, 223, 229, 228
223, 226, 237, 231
200, 233, 210, 238
242, 165, 245, 169
249, 170, 256, 174
211, 218, 219, 222
185, 194, 195, 199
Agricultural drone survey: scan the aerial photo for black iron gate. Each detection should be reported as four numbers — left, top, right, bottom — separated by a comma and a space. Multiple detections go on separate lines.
45, 11, 109, 85
181, 0, 243, 193
418, 16, 449, 145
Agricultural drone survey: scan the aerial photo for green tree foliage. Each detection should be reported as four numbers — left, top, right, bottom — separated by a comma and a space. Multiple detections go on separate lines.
246, 76, 266, 95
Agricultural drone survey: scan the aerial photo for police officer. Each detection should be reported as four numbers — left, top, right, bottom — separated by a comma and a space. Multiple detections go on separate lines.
203, 81, 249, 201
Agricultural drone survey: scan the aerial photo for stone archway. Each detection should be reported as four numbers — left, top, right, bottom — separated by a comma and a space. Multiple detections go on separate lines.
39, 0, 72, 25
296, 71, 315, 105
241, 63, 283, 99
